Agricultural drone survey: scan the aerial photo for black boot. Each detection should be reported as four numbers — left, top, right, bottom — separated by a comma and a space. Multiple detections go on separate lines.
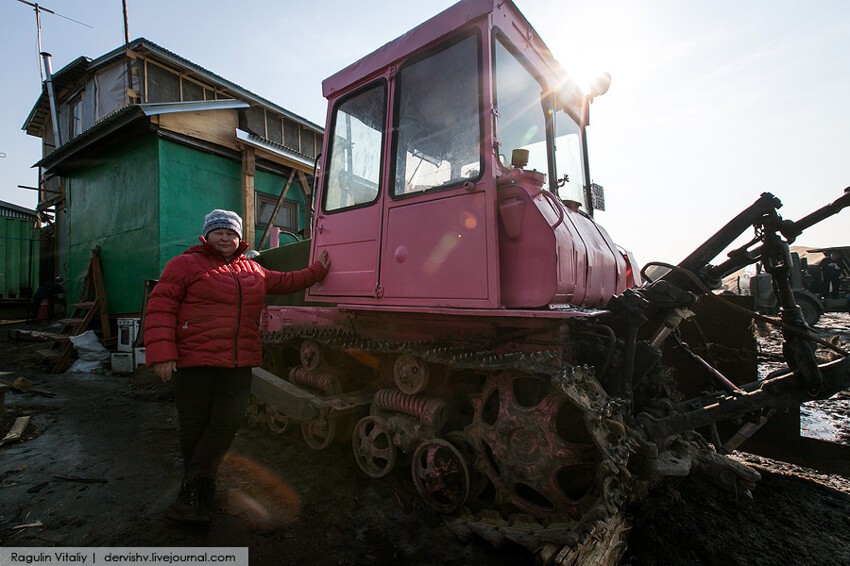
164, 475, 211, 524
196, 474, 217, 516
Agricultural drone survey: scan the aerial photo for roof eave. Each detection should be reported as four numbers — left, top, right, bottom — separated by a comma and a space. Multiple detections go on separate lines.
235, 128, 315, 170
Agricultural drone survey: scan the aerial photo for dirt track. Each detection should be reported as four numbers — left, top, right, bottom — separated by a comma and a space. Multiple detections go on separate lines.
1, 316, 849, 565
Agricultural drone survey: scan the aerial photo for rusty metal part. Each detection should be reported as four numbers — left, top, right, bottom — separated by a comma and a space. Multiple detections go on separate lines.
299, 339, 324, 370
289, 367, 343, 395
265, 406, 290, 434
301, 415, 335, 450
373, 388, 446, 432
411, 439, 470, 513
445, 431, 488, 498
393, 354, 430, 395
261, 329, 632, 551
246, 395, 266, 427
467, 372, 604, 517
290, 367, 343, 450
352, 415, 397, 478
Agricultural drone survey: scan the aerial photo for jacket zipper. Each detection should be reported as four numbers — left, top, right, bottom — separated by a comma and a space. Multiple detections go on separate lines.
181, 316, 215, 329
228, 262, 243, 367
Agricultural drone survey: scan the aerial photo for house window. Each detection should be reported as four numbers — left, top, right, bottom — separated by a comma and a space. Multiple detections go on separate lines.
256, 194, 298, 232
301, 128, 315, 157
69, 96, 83, 138
267, 116, 283, 144
182, 78, 204, 101
243, 107, 266, 136
284, 119, 299, 150
147, 62, 180, 102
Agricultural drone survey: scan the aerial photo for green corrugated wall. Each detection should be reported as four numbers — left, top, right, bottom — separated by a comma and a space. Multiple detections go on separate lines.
65, 135, 305, 315
67, 136, 159, 315
0, 217, 40, 299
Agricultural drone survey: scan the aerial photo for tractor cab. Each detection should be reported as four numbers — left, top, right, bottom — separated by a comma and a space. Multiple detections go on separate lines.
307, 0, 631, 309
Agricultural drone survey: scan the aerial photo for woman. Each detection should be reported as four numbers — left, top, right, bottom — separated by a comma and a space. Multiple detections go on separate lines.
144, 209, 329, 523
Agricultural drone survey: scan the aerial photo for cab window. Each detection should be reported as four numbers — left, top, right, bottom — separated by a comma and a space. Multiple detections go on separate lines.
494, 38, 547, 174
392, 35, 481, 196
324, 83, 386, 212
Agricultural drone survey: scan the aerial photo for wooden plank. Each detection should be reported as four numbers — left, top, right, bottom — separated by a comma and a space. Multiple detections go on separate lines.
91, 256, 111, 339
2, 416, 31, 444
37, 349, 59, 359
156, 110, 240, 151
250, 367, 373, 421
242, 146, 256, 249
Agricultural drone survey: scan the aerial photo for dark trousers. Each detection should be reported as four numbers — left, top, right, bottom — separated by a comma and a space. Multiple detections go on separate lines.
824, 272, 841, 299
172, 366, 252, 478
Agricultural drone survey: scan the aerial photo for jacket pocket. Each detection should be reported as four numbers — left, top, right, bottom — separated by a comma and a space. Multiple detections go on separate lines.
180, 316, 215, 330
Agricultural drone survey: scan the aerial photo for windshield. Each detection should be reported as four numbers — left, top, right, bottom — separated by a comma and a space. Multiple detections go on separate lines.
494, 37, 588, 209
553, 110, 586, 207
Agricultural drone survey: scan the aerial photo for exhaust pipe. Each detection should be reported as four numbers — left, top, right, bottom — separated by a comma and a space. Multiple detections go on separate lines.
40, 52, 61, 149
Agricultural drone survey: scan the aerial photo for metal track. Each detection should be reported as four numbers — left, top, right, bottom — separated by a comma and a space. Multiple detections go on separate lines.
262, 327, 635, 557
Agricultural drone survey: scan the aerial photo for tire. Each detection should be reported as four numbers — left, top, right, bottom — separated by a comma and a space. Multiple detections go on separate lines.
796, 296, 820, 327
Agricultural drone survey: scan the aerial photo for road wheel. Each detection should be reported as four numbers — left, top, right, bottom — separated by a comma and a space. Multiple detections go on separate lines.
796, 296, 820, 327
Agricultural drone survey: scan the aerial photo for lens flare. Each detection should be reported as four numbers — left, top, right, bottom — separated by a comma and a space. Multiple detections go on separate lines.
217, 451, 301, 528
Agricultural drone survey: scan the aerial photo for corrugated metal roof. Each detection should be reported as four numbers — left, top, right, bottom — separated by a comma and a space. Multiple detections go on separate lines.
23, 38, 323, 136
23, 56, 91, 136
139, 99, 250, 116
235, 128, 315, 170
0, 200, 39, 220
35, 100, 252, 171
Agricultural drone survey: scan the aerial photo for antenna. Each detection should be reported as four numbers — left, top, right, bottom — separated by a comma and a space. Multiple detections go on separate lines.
15, 0, 93, 80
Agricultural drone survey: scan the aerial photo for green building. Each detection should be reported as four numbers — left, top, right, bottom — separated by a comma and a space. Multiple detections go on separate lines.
23, 38, 323, 316
0, 201, 40, 304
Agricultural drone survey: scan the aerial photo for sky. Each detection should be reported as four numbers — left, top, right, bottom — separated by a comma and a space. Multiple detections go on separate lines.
1, 0, 849, 267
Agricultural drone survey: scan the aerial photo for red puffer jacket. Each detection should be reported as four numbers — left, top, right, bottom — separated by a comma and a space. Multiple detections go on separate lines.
144, 238, 327, 368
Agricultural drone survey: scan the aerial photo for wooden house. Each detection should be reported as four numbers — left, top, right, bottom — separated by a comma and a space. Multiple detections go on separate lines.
22, 38, 323, 315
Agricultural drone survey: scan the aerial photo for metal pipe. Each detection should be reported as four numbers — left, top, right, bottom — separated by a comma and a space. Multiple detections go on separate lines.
40, 52, 61, 149
663, 192, 782, 292
672, 334, 744, 395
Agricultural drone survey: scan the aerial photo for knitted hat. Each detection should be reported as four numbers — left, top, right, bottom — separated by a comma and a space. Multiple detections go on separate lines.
203, 209, 243, 239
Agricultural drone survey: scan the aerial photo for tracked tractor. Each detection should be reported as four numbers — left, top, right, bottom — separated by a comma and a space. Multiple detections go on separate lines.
249, 0, 850, 561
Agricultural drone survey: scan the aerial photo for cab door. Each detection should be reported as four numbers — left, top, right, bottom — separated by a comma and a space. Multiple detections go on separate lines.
378, 33, 495, 307
308, 82, 387, 299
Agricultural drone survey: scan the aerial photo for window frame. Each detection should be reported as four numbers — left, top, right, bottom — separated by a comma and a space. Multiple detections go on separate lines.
68, 93, 84, 139
320, 79, 389, 215
255, 192, 299, 232
389, 29, 484, 201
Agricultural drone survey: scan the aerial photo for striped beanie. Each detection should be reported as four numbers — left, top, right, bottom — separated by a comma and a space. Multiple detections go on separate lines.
203, 209, 243, 239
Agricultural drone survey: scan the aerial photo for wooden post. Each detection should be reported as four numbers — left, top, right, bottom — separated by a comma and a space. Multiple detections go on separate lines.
241, 146, 256, 248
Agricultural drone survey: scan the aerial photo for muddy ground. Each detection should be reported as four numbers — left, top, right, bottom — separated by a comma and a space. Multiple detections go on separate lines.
1, 315, 849, 565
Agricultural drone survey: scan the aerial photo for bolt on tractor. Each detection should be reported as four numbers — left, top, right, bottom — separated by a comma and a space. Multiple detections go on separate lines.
248, 0, 850, 561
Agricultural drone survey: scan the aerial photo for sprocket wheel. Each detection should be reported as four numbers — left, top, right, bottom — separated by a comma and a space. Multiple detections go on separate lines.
411, 439, 470, 514
352, 416, 397, 478
467, 371, 602, 518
